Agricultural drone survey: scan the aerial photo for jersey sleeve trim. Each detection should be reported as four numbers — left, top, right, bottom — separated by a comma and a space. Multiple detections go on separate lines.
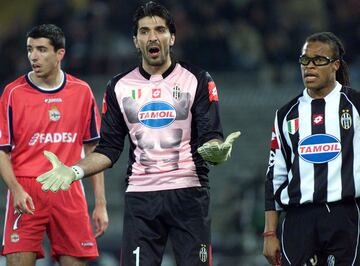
83, 136, 100, 144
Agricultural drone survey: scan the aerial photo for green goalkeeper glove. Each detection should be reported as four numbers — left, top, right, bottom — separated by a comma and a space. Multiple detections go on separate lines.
36, 151, 84, 192
197, 131, 241, 164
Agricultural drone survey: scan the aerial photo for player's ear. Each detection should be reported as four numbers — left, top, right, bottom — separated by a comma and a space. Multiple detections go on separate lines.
170, 34, 175, 47
332, 59, 340, 72
133, 36, 139, 49
57, 48, 65, 61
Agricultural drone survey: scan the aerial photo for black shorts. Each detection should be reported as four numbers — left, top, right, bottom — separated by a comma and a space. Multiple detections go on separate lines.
120, 187, 211, 266
280, 199, 360, 266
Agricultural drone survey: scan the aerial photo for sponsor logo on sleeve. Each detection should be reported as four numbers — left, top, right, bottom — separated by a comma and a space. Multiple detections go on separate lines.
298, 134, 341, 164
102, 92, 107, 114
208, 81, 218, 102
270, 127, 279, 150
138, 101, 176, 128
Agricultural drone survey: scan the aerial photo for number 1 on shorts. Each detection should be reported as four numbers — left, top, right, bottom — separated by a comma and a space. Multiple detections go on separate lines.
133, 246, 140, 266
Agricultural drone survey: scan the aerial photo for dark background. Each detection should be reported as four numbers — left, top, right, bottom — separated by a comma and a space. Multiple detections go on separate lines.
0, 0, 359, 265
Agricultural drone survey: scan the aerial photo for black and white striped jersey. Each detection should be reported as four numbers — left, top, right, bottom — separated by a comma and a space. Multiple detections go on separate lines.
265, 82, 360, 211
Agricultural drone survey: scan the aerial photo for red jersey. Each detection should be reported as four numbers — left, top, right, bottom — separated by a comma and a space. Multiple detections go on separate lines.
0, 72, 101, 177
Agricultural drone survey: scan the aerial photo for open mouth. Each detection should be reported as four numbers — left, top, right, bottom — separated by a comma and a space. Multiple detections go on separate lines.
32, 64, 41, 71
148, 47, 160, 57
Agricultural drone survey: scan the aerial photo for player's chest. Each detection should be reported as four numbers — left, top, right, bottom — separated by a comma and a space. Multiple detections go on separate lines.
12, 93, 86, 129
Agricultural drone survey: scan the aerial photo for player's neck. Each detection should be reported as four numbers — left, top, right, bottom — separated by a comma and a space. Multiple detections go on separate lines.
307, 80, 337, 99
30, 69, 63, 89
142, 60, 172, 76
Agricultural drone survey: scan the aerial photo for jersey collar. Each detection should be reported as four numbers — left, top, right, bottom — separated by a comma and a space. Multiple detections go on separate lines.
26, 71, 66, 94
139, 62, 176, 80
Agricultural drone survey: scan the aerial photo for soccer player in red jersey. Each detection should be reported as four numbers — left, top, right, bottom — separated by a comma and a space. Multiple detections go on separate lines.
0, 24, 108, 266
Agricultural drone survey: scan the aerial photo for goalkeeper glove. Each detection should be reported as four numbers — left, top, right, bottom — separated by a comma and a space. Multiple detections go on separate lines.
197, 131, 241, 164
36, 151, 84, 192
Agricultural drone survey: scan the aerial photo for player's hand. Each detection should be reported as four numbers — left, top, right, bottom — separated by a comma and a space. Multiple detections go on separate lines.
197, 131, 241, 164
92, 202, 109, 238
263, 234, 281, 265
11, 185, 35, 215
36, 151, 79, 192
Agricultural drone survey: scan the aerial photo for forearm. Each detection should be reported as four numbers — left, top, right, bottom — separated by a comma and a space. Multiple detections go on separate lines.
90, 171, 107, 206
76, 152, 112, 178
264, 210, 279, 232
82, 143, 112, 179
0, 150, 22, 192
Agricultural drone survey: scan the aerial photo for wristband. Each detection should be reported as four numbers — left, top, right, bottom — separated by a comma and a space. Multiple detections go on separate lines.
71, 165, 85, 180
263, 231, 276, 237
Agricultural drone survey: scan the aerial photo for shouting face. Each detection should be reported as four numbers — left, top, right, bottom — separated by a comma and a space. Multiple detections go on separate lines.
133, 16, 175, 75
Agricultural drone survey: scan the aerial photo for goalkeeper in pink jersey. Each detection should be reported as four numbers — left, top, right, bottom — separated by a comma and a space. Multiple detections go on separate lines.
0, 24, 108, 265
36, 2, 240, 265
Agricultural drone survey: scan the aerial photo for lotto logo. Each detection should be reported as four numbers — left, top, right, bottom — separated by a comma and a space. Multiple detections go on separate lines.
313, 114, 324, 125
208, 81, 218, 102
152, 88, 161, 98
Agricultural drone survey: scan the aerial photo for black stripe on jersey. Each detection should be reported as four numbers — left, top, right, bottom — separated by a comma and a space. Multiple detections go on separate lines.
272, 96, 301, 208
89, 102, 99, 139
287, 103, 301, 205
0, 106, 13, 152
339, 92, 355, 198
9, 105, 13, 147
277, 96, 302, 171
311, 99, 328, 202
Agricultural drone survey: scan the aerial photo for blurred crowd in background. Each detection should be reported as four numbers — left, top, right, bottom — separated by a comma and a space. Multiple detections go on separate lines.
0, 0, 359, 265
0, 0, 359, 89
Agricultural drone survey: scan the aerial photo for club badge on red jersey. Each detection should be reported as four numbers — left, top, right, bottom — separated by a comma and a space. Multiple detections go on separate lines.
208, 81, 218, 102
48, 106, 61, 122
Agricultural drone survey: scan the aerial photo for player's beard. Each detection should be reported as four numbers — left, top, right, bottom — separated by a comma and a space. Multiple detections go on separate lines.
143, 47, 170, 67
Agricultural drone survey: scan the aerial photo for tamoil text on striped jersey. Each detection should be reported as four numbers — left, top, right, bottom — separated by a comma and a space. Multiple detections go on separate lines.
298, 134, 341, 164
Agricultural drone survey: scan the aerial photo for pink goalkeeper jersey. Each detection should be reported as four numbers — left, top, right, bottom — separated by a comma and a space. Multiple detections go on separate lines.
0, 72, 101, 177
95, 62, 224, 192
